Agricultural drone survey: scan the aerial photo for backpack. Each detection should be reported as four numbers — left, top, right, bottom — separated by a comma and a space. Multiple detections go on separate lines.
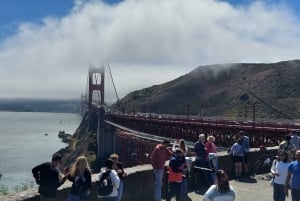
98, 171, 113, 196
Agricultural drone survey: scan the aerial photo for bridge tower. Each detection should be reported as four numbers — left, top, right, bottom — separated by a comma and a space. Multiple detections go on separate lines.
88, 67, 105, 107
88, 66, 115, 161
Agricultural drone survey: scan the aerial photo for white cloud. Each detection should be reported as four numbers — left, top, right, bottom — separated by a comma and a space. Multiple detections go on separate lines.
0, 0, 299, 101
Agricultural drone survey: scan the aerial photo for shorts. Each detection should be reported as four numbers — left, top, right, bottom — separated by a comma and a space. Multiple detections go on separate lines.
232, 156, 243, 163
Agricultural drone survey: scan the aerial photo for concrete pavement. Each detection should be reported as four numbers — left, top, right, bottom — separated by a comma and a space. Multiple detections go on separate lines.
165, 175, 292, 201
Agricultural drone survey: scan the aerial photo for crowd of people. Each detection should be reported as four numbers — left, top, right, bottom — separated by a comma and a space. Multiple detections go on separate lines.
32, 153, 126, 201
31, 129, 300, 201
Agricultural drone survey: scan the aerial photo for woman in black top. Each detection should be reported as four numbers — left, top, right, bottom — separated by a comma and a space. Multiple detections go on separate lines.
66, 156, 92, 201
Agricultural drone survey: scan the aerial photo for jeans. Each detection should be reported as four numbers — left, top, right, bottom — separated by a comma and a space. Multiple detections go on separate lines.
117, 179, 124, 201
181, 178, 187, 195
292, 189, 300, 201
40, 195, 57, 201
100, 196, 118, 201
166, 182, 181, 201
68, 194, 80, 201
153, 169, 164, 201
273, 183, 285, 201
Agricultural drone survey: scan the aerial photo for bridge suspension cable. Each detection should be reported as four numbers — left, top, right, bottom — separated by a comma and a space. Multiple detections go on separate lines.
108, 63, 120, 102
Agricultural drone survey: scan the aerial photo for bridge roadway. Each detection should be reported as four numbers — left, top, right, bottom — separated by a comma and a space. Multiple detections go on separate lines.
108, 112, 300, 147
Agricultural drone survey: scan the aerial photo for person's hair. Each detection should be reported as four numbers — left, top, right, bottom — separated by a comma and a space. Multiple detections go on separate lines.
216, 169, 230, 193
105, 159, 115, 169
207, 135, 215, 142
109, 153, 119, 159
70, 156, 91, 177
237, 137, 243, 145
237, 131, 245, 136
178, 139, 187, 154
277, 150, 289, 163
51, 153, 62, 162
199, 134, 206, 140
174, 148, 183, 154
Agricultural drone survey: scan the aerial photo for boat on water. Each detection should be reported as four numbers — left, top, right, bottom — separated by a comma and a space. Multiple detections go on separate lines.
44, 133, 48, 136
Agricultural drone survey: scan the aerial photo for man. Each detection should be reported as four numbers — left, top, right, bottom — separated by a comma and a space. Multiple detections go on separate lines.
291, 130, 300, 150
194, 134, 209, 190
279, 135, 297, 162
285, 150, 300, 201
166, 148, 185, 201
32, 153, 66, 201
150, 140, 173, 201
237, 131, 250, 175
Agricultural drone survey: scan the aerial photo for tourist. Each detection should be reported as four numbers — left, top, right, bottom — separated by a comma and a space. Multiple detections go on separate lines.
203, 169, 236, 201
229, 137, 243, 180
66, 156, 92, 201
166, 148, 185, 201
270, 150, 289, 201
150, 139, 173, 201
194, 134, 210, 190
290, 131, 300, 150
178, 139, 190, 196
98, 159, 120, 201
109, 153, 127, 201
285, 150, 300, 201
32, 153, 67, 201
206, 135, 218, 183
279, 135, 297, 162
237, 131, 250, 175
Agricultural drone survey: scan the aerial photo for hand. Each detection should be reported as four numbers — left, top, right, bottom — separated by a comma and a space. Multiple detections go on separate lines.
285, 186, 289, 197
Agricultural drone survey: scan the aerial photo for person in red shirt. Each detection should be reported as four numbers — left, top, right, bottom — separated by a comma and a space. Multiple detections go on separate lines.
150, 140, 173, 201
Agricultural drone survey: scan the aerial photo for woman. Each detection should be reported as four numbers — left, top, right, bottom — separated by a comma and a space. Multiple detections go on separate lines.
98, 159, 120, 201
270, 150, 289, 201
203, 169, 235, 201
229, 138, 243, 180
110, 154, 127, 201
206, 136, 218, 183
66, 156, 92, 201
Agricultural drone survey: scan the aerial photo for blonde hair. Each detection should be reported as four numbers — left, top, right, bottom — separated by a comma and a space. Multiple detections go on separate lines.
178, 139, 187, 154
207, 135, 215, 142
70, 156, 91, 177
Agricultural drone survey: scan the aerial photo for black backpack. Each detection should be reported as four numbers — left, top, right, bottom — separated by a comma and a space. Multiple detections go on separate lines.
98, 171, 113, 196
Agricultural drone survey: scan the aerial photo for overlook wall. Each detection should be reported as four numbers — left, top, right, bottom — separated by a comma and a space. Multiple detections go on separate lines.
0, 148, 277, 201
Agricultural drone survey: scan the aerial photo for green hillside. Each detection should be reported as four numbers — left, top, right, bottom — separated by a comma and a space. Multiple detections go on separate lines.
116, 60, 300, 120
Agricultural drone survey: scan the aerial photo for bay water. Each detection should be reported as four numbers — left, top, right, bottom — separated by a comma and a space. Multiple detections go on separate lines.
0, 111, 82, 192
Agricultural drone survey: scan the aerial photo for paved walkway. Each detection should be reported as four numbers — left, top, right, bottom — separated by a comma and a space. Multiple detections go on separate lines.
165, 175, 292, 201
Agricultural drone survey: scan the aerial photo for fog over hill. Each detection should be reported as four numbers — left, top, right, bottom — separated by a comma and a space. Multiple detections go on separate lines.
116, 60, 300, 120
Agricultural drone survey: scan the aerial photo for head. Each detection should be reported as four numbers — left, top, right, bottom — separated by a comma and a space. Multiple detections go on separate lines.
178, 139, 186, 152
162, 140, 170, 148
237, 131, 245, 137
174, 148, 183, 157
70, 156, 91, 176
277, 150, 288, 163
51, 153, 62, 167
216, 169, 230, 193
207, 135, 215, 143
110, 153, 119, 163
285, 135, 291, 141
105, 159, 115, 170
295, 150, 300, 162
198, 134, 206, 143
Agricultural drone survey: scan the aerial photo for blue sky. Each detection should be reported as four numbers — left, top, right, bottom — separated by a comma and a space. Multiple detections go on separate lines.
0, 0, 300, 99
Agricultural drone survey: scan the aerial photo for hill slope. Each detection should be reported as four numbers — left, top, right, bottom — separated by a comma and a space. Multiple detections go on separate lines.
117, 60, 300, 120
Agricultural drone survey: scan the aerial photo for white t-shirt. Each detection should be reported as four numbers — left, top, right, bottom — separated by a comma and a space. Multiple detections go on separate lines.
271, 160, 290, 185
203, 184, 235, 201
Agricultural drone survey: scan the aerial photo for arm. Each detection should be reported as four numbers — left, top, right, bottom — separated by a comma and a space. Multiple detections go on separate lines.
270, 160, 278, 176
203, 185, 215, 201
